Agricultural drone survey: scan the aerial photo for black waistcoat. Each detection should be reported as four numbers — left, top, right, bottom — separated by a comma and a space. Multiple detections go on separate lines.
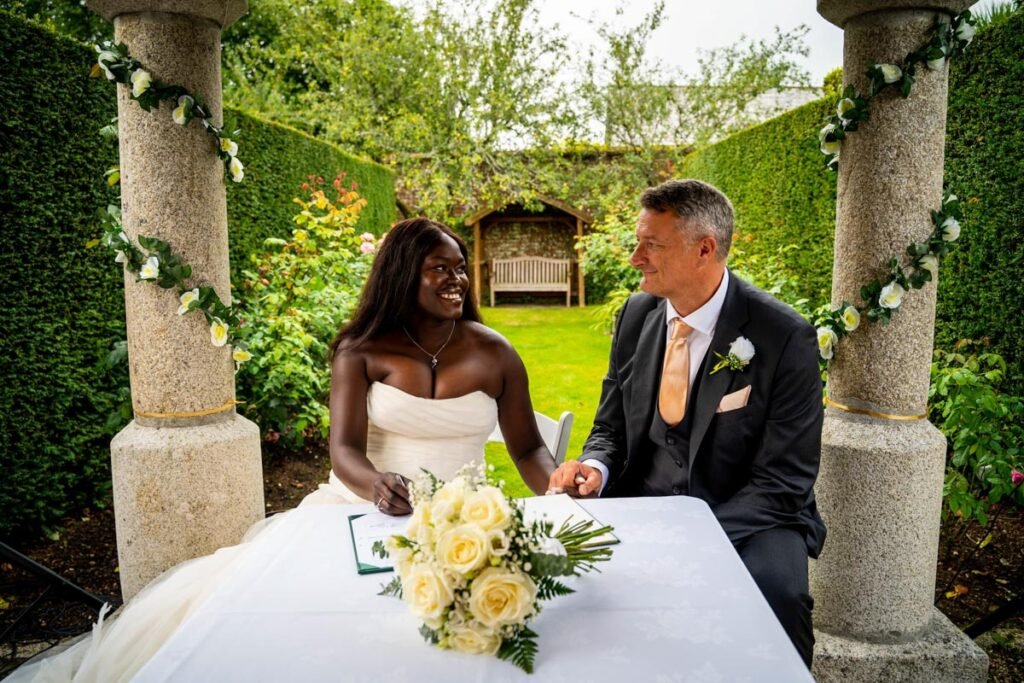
638, 356, 707, 496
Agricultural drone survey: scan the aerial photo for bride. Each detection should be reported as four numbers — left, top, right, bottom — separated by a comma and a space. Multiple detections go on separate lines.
6, 217, 556, 682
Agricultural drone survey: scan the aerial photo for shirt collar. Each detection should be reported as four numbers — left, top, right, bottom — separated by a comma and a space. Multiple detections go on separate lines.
664, 269, 730, 337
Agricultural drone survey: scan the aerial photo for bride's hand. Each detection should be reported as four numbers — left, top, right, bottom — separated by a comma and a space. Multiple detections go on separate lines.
373, 472, 413, 515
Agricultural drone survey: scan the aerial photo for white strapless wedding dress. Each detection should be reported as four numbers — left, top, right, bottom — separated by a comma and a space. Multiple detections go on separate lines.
5, 384, 498, 683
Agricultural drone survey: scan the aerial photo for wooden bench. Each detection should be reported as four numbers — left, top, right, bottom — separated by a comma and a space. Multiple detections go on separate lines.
489, 256, 572, 307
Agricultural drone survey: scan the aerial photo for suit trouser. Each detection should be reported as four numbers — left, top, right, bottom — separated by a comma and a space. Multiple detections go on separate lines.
735, 527, 814, 668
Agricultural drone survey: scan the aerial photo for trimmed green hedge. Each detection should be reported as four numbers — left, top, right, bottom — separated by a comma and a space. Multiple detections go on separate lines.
0, 11, 394, 538
681, 12, 1024, 394
935, 12, 1024, 393
680, 99, 838, 305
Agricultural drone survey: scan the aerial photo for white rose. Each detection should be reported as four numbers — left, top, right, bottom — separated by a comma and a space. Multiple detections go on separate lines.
177, 287, 200, 315
728, 336, 755, 364
878, 63, 902, 84
878, 281, 906, 310
926, 55, 946, 71
941, 216, 961, 242
836, 97, 855, 121
210, 318, 229, 347
232, 348, 252, 364
817, 326, 838, 361
460, 486, 512, 532
401, 563, 454, 622
97, 50, 117, 80
488, 529, 511, 557
385, 536, 414, 577
436, 524, 490, 575
172, 95, 193, 125
139, 255, 159, 280
220, 137, 239, 157
130, 69, 152, 97
955, 21, 975, 44
406, 504, 435, 548
819, 133, 841, 156
919, 254, 939, 277
841, 305, 860, 332
447, 622, 501, 655
468, 567, 537, 629
229, 156, 244, 183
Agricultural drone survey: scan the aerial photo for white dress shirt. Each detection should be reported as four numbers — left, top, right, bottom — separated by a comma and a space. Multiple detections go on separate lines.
581, 270, 730, 494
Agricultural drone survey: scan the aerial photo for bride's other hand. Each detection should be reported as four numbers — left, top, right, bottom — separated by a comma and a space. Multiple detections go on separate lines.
547, 460, 601, 498
373, 472, 412, 515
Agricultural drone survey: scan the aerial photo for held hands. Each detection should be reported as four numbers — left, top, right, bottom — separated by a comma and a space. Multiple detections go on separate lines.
373, 472, 412, 515
546, 460, 602, 498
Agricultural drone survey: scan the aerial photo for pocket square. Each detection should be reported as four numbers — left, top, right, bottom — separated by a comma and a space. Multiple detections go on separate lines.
716, 385, 751, 413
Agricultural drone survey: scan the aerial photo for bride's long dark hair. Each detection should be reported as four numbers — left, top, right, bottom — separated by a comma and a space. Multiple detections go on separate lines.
329, 217, 481, 358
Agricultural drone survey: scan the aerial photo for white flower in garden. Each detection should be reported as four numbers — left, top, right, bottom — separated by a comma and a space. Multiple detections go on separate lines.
841, 305, 860, 332
97, 50, 118, 80
819, 124, 840, 155
401, 563, 455, 622
360, 241, 375, 255
955, 20, 976, 45
878, 64, 902, 84
360, 232, 375, 242
436, 524, 490, 574
210, 318, 229, 347
114, 251, 126, 264
172, 95, 193, 125
232, 348, 252, 364
460, 486, 512, 532
941, 216, 961, 241
229, 156, 244, 183
728, 336, 756, 364
177, 287, 200, 315
130, 69, 152, 97
220, 137, 239, 157
919, 254, 939, 277
139, 255, 160, 280
878, 281, 907, 309
836, 98, 856, 122
817, 327, 838, 361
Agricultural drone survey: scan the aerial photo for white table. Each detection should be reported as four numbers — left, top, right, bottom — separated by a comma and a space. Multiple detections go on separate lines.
133, 497, 813, 682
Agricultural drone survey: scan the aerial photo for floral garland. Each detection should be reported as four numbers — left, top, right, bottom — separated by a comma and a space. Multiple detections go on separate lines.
815, 192, 962, 361
90, 43, 251, 366
818, 11, 977, 170
93, 41, 244, 182
813, 10, 976, 362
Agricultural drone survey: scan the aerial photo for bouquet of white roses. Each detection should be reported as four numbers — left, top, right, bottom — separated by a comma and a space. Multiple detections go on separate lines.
373, 463, 613, 673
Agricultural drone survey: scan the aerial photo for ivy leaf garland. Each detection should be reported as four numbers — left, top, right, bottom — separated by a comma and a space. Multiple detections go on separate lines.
814, 11, 976, 362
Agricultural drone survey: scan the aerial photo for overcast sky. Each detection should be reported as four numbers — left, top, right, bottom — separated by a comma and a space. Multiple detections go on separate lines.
415, 0, 1002, 87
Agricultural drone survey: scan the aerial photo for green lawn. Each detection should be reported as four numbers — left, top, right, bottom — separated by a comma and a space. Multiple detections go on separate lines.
480, 306, 611, 497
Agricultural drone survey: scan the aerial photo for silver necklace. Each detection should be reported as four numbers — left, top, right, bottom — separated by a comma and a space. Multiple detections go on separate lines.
403, 321, 456, 370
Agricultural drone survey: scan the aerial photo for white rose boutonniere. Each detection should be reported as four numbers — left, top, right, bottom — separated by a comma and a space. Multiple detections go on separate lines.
710, 336, 755, 375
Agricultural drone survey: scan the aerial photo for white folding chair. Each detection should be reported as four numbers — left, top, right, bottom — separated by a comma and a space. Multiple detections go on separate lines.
488, 410, 574, 464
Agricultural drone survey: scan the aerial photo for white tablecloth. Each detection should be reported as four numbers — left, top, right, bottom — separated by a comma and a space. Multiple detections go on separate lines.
133, 497, 813, 682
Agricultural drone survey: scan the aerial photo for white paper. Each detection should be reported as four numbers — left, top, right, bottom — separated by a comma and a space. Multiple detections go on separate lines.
521, 494, 619, 547
349, 512, 410, 572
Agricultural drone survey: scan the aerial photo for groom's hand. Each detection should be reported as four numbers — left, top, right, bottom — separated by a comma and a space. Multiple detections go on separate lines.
547, 461, 601, 498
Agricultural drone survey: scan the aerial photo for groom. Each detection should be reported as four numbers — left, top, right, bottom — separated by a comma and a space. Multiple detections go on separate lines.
548, 179, 825, 667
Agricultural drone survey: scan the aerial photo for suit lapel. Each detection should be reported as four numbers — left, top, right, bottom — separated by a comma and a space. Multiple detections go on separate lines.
688, 273, 749, 468
628, 300, 666, 452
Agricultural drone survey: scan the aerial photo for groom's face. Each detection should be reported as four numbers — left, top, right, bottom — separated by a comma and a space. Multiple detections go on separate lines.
630, 209, 714, 310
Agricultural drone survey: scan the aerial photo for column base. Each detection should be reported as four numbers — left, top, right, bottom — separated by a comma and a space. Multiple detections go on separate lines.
110, 413, 264, 599
812, 608, 988, 682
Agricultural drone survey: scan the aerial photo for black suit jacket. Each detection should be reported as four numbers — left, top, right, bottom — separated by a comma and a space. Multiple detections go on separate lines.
583, 273, 826, 557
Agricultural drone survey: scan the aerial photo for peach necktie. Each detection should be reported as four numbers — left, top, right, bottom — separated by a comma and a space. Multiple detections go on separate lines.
659, 318, 694, 427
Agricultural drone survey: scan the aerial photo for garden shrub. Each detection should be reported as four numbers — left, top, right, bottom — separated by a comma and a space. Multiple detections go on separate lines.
0, 12, 394, 537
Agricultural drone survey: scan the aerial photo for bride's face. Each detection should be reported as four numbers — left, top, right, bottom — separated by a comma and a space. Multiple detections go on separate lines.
416, 235, 469, 320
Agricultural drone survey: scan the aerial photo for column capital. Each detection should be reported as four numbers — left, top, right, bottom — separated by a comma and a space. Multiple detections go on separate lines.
817, 0, 974, 28
87, 0, 247, 28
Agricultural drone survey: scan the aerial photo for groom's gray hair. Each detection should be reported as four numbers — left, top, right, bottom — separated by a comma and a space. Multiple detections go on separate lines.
640, 179, 734, 260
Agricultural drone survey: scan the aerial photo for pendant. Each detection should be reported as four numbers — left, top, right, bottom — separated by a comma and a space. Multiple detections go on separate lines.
430, 358, 439, 369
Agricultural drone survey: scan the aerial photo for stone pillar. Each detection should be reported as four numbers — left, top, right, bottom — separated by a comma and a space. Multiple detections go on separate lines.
87, 0, 264, 599
812, 1, 987, 680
